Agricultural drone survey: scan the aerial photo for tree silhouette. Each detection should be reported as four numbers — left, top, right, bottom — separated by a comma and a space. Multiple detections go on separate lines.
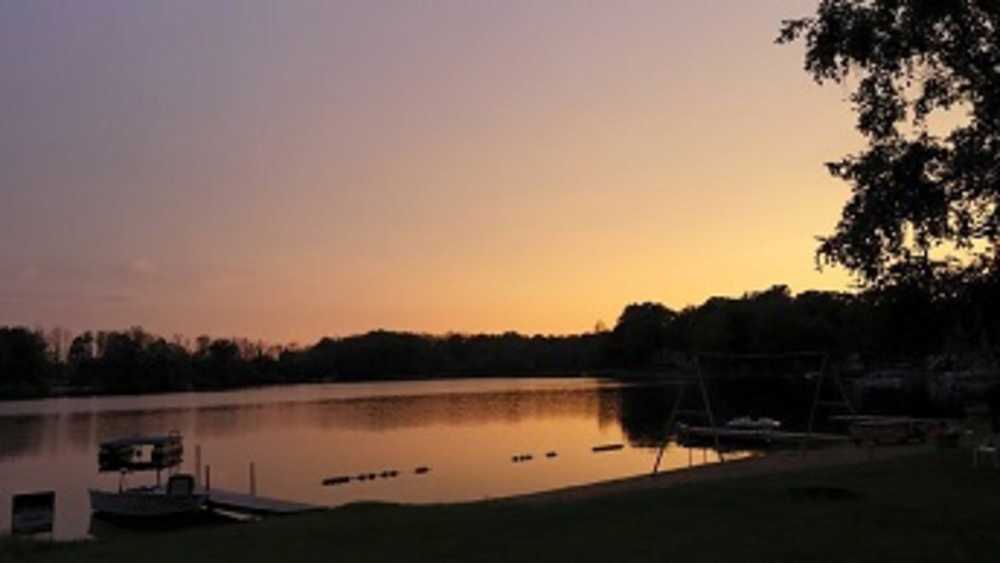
779, 1, 1000, 286
0, 327, 51, 396
610, 302, 678, 367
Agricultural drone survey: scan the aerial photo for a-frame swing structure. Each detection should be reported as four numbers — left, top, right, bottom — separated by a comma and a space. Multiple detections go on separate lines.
802, 353, 856, 451
652, 355, 721, 473
652, 351, 855, 474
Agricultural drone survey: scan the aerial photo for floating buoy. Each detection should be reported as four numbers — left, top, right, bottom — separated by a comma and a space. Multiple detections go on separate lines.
592, 443, 625, 453
368, 473, 377, 480
322, 476, 351, 486
357, 473, 368, 481
415, 466, 430, 474
545, 451, 558, 458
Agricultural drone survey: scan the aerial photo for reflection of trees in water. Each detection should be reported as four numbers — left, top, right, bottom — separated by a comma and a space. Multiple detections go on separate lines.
2, 387, 636, 456
613, 379, 820, 448
0, 412, 99, 460
233, 388, 611, 433
93, 408, 202, 444
0, 381, 824, 461
614, 385, 672, 448
66, 412, 97, 452
0, 415, 49, 460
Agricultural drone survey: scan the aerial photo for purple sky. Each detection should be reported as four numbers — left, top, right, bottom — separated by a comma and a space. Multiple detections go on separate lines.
0, 1, 860, 343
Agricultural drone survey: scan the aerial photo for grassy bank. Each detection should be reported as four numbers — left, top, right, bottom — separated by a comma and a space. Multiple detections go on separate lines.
4, 449, 1000, 563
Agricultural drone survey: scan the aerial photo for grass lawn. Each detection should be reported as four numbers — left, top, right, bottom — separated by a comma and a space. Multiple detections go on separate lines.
4, 448, 1000, 563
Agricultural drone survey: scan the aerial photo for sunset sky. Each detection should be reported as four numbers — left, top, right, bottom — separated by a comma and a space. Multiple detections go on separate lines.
1, 1, 861, 343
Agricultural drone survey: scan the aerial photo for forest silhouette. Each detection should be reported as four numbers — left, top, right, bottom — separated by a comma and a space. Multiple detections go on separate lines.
2, 280, 997, 399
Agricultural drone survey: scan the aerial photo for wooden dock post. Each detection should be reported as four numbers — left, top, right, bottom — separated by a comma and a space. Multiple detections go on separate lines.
249, 462, 257, 496
194, 445, 202, 487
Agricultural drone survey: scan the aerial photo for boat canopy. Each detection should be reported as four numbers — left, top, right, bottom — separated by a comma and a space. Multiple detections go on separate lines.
98, 432, 183, 472
99, 435, 181, 449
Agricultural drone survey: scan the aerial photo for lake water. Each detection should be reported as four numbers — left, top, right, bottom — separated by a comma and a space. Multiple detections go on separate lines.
0, 377, 739, 539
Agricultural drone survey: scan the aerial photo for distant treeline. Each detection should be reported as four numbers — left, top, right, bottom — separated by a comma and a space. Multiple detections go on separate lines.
2, 282, 998, 399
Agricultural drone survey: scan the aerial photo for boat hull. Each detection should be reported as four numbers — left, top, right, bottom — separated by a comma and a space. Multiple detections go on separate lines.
89, 489, 207, 518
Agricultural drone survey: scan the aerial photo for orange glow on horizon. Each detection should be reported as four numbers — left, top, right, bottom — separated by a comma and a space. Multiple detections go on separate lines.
0, 1, 859, 343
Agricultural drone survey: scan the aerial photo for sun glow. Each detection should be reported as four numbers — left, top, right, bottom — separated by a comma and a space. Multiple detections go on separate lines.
0, 1, 855, 342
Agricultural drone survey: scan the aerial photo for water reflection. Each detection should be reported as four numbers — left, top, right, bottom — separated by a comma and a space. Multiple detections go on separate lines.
4, 385, 649, 455
0, 416, 50, 461
616, 384, 675, 447
0, 378, 741, 540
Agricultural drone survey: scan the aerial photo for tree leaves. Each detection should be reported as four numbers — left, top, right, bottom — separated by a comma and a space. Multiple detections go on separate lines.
781, 0, 1000, 287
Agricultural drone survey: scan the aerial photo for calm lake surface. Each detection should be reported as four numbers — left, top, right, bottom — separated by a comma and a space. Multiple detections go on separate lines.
0, 377, 739, 539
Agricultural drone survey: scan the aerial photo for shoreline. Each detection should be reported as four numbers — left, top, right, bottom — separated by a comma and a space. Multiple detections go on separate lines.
1, 444, 985, 563
496, 442, 930, 506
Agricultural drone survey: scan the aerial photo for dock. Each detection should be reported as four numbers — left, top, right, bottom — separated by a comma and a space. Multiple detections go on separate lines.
679, 425, 849, 446
201, 489, 325, 516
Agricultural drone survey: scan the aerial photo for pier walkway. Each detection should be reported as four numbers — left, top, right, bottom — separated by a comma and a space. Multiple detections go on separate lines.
680, 425, 850, 445
201, 489, 325, 515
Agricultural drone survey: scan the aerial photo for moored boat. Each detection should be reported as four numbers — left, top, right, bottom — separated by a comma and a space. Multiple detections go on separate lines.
88, 432, 207, 520
725, 416, 782, 431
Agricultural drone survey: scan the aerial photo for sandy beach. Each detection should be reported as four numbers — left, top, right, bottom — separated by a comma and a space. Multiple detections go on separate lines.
504, 443, 932, 504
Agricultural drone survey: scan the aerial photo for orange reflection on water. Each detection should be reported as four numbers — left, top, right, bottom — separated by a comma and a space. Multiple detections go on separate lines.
0, 378, 748, 539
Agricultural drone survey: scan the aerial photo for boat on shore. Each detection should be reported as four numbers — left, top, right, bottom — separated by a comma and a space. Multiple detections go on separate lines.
725, 416, 782, 431
88, 432, 207, 521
